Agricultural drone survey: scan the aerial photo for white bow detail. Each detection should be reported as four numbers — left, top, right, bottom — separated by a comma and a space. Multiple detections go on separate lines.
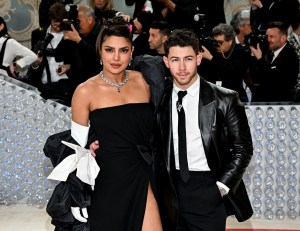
47, 141, 100, 190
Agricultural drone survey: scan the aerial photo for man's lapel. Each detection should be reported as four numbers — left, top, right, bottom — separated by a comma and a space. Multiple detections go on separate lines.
198, 77, 216, 154
159, 84, 173, 169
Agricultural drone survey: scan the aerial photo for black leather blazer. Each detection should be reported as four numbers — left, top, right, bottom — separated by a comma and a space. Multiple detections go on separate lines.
154, 77, 253, 230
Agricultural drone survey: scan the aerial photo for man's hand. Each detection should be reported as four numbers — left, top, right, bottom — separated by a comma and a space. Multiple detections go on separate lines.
249, 43, 263, 60
89, 140, 99, 158
56, 64, 71, 75
201, 46, 213, 61
63, 24, 81, 43
71, 207, 88, 223
119, 13, 131, 22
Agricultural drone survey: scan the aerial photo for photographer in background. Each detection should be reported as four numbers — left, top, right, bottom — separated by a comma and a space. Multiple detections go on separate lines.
249, 21, 299, 102
0, 17, 37, 78
201, 23, 250, 102
230, 9, 253, 102
63, 4, 102, 84
90, 0, 131, 25
231, 10, 252, 46
249, 0, 299, 31
148, 20, 171, 56
27, 2, 76, 106
157, 0, 197, 30
288, 14, 300, 101
38, 0, 73, 29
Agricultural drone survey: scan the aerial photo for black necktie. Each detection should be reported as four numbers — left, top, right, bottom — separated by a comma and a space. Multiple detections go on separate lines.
177, 90, 190, 182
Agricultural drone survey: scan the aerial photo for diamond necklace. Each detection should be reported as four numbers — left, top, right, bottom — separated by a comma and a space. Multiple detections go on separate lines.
100, 71, 128, 92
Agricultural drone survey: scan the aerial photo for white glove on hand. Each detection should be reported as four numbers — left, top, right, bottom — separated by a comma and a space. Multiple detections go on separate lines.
71, 207, 88, 223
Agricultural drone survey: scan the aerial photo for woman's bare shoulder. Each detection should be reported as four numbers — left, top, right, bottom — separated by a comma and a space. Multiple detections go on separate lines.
73, 76, 100, 100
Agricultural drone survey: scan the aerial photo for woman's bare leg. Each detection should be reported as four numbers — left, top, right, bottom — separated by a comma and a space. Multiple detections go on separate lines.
142, 184, 163, 231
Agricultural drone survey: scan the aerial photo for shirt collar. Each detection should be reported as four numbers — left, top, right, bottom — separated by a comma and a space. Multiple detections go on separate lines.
273, 43, 286, 59
173, 74, 200, 97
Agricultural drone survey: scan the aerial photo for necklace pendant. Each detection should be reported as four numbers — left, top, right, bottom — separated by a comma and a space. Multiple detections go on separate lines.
117, 87, 121, 92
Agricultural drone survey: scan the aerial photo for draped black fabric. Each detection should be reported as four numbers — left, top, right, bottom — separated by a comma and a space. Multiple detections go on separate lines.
44, 129, 97, 231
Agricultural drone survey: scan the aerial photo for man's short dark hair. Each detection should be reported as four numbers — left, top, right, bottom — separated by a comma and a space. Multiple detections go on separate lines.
164, 29, 199, 56
267, 21, 288, 36
150, 20, 172, 37
48, 2, 66, 22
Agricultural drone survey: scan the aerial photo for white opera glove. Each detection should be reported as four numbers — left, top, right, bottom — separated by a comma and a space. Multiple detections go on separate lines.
71, 120, 89, 148
71, 207, 89, 223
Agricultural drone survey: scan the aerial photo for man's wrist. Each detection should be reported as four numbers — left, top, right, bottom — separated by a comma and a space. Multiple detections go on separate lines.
216, 181, 229, 197
75, 36, 82, 44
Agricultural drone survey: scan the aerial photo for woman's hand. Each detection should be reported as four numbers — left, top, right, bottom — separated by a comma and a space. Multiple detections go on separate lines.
90, 140, 99, 158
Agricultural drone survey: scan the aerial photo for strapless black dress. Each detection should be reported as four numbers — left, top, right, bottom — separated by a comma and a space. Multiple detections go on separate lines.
88, 103, 154, 231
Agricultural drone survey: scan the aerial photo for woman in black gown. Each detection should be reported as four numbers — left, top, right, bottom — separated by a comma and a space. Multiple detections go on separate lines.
71, 18, 163, 230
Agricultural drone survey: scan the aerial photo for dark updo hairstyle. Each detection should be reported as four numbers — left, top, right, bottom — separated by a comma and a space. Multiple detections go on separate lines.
0, 17, 9, 38
96, 16, 133, 57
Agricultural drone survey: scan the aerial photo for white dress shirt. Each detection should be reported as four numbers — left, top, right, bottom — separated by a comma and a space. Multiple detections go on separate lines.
272, 43, 286, 63
0, 36, 37, 76
41, 26, 68, 83
172, 75, 210, 171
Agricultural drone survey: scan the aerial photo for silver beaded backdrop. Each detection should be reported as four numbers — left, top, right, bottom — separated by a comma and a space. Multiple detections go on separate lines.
0, 76, 71, 207
244, 105, 300, 220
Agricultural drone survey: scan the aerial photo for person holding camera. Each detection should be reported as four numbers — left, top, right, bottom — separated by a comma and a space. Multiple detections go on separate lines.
28, 2, 76, 106
288, 15, 300, 101
201, 23, 250, 102
249, 0, 299, 30
0, 17, 37, 78
62, 4, 102, 84
249, 21, 299, 102
91, 0, 131, 25
38, 0, 74, 29
230, 9, 254, 102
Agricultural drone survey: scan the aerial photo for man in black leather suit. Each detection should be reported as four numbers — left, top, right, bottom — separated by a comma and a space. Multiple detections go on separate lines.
154, 29, 253, 231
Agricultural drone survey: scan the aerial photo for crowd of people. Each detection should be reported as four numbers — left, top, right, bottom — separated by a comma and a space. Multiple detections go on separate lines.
2, 0, 299, 104
2, 0, 300, 230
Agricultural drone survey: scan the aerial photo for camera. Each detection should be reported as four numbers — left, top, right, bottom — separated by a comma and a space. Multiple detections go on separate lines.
37, 33, 54, 57
60, 4, 79, 31
193, 13, 218, 51
244, 30, 268, 52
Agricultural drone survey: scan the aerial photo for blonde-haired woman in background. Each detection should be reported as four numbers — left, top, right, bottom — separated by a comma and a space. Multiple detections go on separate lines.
90, 0, 131, 24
